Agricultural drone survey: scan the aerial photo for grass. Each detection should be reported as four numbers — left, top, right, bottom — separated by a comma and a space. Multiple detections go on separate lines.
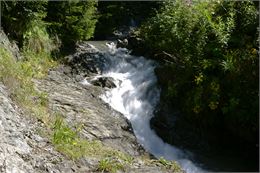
52, 115, 134, 172
97, 157, 125, 173
0, 46, 56, 124
52, 115, 99, 159
97, 151, 134, 173
149, 157, 184, 172
51, 116, 183, 172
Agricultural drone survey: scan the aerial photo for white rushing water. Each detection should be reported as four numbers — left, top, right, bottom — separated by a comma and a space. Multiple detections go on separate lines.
86, 43, 204, 173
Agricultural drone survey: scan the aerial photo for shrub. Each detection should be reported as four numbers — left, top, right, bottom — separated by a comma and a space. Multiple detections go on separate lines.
141, 0, 259, 142
22, 20, 57, 54
46, 0, 98, 45
2, 1, 48, 47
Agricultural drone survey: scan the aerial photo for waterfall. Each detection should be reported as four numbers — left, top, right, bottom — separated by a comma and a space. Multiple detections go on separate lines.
86, 42, 204, 173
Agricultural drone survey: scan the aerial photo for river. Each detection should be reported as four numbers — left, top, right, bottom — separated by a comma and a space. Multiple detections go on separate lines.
87, 42, 204, 173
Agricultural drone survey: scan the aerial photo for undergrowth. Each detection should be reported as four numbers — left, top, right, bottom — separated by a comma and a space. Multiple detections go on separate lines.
52, 115, 134, 172
0, 47, 56, 123
151, 157, 184, 172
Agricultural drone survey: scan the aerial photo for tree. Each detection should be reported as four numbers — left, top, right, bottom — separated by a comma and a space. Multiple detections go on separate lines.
2, 1, 47, 47
94, 1, 160, 39
46, 0, 98, 46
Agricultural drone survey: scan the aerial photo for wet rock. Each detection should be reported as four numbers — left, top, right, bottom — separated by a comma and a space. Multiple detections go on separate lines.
91, 77, 116, 88
112, 26, 134, 39
65, 52, 103, 74
65, 43, 109, 75
75, 41, 99, 53
34, 68, 140, 156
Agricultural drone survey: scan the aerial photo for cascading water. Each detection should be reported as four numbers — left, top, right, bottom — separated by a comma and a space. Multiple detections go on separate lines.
85, 42, 204, 173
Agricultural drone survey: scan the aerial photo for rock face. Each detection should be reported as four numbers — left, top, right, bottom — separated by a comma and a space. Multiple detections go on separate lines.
65, 43, 107, 75
0, 30, 22, 60
0, 83, 92, 173
34, 66, 141, 156
0, 72, 165, 172
33, 64, 178, 172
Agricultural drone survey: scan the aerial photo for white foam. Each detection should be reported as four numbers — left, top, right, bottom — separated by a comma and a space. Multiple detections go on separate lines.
85, 43, 204, 173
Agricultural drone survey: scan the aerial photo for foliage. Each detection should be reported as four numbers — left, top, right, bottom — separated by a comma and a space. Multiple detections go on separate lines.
141, 0, 259, 142
94, 1, 161, 39
46, 0, 98, 45
2, 1, 48, 47
97, 157, 125, 173
2, 1, 97, 52
150, 157, 184, 172
22, 20, 58, 54
1, 1, 56, 122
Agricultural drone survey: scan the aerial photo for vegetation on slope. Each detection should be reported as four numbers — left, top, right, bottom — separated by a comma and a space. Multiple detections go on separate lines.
2, 0, 98, 52
140, 0, 258, 144
46, 0, 97, 46
1, 1, 133, 171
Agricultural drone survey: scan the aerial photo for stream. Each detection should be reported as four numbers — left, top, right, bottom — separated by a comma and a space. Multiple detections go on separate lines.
84, 42, 204, 173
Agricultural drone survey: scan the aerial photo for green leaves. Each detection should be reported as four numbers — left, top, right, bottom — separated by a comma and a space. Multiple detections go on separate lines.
2, 1, 48, 45
53, 116, 77, 145
141, 0, 258, 142
46, 1, 98, 45
2, 1, 98, 50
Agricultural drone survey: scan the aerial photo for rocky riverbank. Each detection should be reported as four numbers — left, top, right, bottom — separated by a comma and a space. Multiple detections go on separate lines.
0, 31, 184, 172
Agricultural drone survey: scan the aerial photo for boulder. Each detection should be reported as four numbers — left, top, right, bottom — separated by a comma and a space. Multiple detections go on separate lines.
65, 46, 108, 75
91, 77, 116, 88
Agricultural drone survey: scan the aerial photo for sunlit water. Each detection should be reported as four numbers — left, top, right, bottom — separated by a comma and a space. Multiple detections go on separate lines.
83, 43, 204, 173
